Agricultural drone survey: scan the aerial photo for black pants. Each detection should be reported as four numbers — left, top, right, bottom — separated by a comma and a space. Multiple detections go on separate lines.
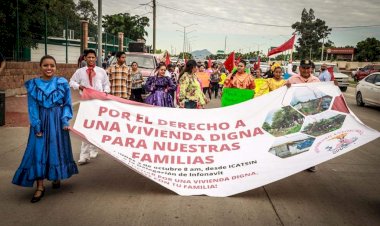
210, 82, 219, 98
202, 87, 211, 99
184, 100, 197, 109
130, 88, 143, 102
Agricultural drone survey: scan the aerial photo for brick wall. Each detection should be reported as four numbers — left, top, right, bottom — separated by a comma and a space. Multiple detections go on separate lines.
0, 62, 78, 97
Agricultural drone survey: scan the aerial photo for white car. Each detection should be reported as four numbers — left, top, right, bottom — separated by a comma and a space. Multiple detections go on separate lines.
356, 72, 380, 107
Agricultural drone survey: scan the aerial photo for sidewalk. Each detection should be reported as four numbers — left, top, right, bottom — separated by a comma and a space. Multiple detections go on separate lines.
4, 89, 81, 127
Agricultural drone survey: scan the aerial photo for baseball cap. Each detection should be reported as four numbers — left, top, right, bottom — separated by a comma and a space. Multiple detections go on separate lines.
300, 59, 313, 68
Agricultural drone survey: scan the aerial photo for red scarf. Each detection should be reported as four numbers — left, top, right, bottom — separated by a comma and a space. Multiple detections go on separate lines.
86, 66, 96, 86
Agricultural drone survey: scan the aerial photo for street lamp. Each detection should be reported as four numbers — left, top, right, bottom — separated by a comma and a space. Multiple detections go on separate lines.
173, 23, 197, 59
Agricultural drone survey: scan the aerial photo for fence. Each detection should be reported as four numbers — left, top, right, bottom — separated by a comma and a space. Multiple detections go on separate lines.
4, 19, 134, 63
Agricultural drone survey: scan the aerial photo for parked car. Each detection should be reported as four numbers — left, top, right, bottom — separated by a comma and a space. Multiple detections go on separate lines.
354, 64, 380, 81
355, 72, 380, 107
351, 67, 363, 78
108, 52, 159, 83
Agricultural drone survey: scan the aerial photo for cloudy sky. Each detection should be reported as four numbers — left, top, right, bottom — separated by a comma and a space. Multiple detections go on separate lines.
91, 0, 380, 54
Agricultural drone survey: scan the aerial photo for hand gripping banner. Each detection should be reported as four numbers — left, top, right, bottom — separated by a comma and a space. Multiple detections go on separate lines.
72, 82, 379, 197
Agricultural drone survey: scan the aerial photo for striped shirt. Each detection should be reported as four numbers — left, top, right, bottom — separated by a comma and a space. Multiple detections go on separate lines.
108, 63, 131, 99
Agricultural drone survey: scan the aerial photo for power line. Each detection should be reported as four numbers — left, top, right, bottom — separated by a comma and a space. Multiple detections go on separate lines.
121, 1, 151, 14
157, 3, 290, 28
157, 2, 380, 29
331, 25, 380, 29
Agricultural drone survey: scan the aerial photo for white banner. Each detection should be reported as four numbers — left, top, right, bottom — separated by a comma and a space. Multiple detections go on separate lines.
73, 82, 379, 197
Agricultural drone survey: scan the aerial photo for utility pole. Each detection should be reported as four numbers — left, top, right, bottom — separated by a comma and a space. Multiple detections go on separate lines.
97, 0, 103, 66
44, 4, 48, 55
183, 27, 186, 60
153, 0, 156, 53
16, 0, 20, 60
173, 23, 197, 60
65, 18, 68, 64
321, 36, 325, 61
224, 36, 227, 54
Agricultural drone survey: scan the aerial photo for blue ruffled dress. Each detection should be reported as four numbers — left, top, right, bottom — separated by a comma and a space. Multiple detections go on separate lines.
12, 77, 78, 187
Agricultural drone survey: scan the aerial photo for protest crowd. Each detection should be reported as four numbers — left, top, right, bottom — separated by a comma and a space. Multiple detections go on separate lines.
10, 42, 338, 203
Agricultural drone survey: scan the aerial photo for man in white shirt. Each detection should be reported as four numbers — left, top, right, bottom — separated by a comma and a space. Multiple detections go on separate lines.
70, 49, 110, 165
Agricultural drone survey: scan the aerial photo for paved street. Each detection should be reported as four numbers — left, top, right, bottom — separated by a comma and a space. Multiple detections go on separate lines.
0, 87, 379, 226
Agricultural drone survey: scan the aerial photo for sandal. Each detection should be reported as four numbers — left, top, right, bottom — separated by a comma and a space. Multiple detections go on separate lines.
52, 180, 61, 189
31, 187, 45, 203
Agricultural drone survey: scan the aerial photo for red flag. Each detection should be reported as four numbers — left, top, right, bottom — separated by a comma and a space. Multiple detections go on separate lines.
327, 66, 335, 81
165, 52, 170, 66
224, 52, 235, 72
254, 56, 261, 70
208, 58, 212, 69
267, 35, 296, 56
236, 56, 241, 64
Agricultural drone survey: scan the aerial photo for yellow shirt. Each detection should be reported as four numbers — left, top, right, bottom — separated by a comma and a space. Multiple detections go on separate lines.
255, 78, 286, 97
219, 73, 227, 85
254, 78, 268, 96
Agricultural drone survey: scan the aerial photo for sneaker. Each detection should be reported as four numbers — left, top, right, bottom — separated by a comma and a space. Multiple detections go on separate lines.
307, 166, 317, 172
78, 158, 89, 165
90, 151, 98, 159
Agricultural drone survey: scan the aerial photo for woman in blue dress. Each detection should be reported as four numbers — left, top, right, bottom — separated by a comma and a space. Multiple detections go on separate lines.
144, 64, 176, 107
12, 55, 78, 203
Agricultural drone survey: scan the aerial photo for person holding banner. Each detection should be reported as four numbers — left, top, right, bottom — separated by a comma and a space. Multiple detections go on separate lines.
144, 64, 176, 107
12, 55, 78, 203
255, 66, 287, 97
70, 49, 110, 165
223, 60, 255, 91
178, 60, 208, 109
287, 59, 320, 85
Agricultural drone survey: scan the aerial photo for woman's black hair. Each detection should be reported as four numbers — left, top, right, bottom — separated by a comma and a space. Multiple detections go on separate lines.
179, 60, 197, 80
231, 60, 247, 79
39, 55, 57, 66
131, 61, 138, 66
239, 60, 247, 66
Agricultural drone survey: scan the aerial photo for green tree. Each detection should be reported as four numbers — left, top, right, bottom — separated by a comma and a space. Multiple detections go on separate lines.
76, 0, 97, 22
102, 13, 149, 41
47, 0, 81, 37
178, 52, 193, 59
0, 0, 81, 58
292, 8, 332, 60
262, 122, 271, 131
355, 37, 380, 62
75, 0, 97, 37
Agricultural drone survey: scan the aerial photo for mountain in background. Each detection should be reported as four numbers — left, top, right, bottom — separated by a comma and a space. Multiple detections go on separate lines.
191, 49, 213, 60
